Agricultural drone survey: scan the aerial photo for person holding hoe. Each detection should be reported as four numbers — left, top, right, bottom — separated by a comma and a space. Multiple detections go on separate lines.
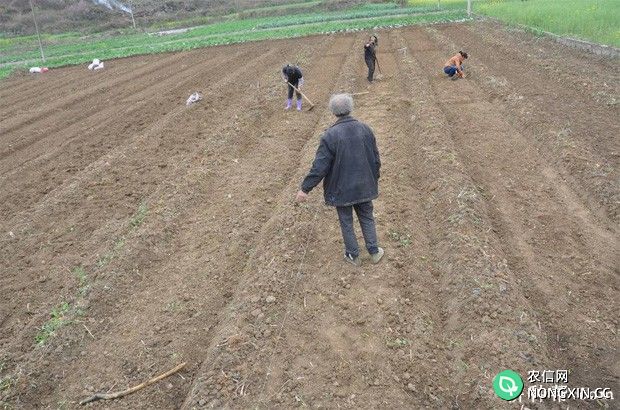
364, 34, 379, 82
444, 50, 468, 79
282, 63, 304, 111
296, 94, 384, 266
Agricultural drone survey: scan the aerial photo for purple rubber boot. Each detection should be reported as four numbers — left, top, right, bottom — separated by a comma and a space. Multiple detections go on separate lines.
296, 99, 302, 111
285, 98, 292, 110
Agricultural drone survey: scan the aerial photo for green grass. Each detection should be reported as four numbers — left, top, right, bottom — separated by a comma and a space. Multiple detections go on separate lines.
1, 0, 617, 82
96, 237, 125, 268
476, 0, 620, 47
386, 337, 410, 348
0, 375, 14, 393
73, 266, 91, 296
409, 0, 468, 9
129, 202, 148, 229
73, 266, 87, 285
96, 202, 146, 268
0, 66, 14, 80
35, 302, 72, 345
242, 0, 323, 15
0, 3, 468, 80
389, 230, 412, 247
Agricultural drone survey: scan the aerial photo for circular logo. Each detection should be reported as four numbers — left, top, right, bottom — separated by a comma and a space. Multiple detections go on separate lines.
493, 370, 524, 401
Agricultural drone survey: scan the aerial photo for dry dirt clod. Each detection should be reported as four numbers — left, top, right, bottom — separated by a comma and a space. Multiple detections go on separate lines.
265, 295, 276, 303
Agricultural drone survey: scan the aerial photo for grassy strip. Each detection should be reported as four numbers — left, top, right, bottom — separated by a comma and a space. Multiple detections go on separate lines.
32, 202, 148, 345
242, 0, 324, 14
0, 3, 456, 60
0, 66, 15, 79
146, 0, 324, 30
409, 0, 468, 9
253, 4, 447, 29
35, 302, 72, 345
0, 10, 468, 80
475, 0, 619, 47
0, 3, 401, 53
0, 3, 459, 63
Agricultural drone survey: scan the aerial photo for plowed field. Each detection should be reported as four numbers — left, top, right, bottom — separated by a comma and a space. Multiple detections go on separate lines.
1, 21, 618, 409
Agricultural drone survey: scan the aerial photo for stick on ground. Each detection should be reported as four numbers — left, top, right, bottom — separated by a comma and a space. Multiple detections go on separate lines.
79, 362, 186, 405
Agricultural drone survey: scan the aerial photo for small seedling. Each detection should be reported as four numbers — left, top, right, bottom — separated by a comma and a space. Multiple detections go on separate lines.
96, 253, 113, 268
73, 266, 87, 286
386, 337, 410, 349
389, 231, 412, 247
0, 375, 15, 392
35, 302, 72, 345
130, 203, 148, 229
164, 301, 181, 312
114, 237, 126, 251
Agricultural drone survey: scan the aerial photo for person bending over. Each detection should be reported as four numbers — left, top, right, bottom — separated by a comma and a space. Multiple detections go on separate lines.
282, 63, 304, 111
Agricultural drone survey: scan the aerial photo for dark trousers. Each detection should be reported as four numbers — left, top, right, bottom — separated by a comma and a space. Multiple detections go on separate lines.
287, 82, 302, 99
444, 65, 464, 77
365, 57, 375, 81
336, 201, 378, 258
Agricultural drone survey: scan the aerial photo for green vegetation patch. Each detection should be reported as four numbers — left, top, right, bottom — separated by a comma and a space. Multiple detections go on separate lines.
0, 3, 468, 80
476, 0, 620, 47
129, 202, 148, 229
35, 302, 72, 345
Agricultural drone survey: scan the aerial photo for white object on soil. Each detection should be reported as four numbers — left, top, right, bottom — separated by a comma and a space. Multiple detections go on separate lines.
88, 59, 104, 70
186, 91, 203, 106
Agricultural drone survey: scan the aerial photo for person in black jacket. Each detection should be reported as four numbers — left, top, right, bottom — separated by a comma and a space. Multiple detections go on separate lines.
364, 35, 378, 82
281, 63, 304, 111
295, 93, 384, 266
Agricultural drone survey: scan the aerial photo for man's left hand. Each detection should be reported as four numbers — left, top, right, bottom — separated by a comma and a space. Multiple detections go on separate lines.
295, 190, 308, 202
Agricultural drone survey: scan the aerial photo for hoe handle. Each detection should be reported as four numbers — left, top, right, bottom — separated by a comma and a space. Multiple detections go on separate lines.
287, 82, 314, 107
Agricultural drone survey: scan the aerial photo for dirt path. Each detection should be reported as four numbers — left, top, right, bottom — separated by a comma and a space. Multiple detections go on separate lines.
0, 22, 617, 409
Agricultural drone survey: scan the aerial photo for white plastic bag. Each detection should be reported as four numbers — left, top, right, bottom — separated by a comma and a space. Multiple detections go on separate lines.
186, 92, 203, 106
88, 59, 104, 70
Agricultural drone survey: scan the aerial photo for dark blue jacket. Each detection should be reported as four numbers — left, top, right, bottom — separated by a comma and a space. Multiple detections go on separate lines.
301, 115, 380, 207
282, 65, 303, 84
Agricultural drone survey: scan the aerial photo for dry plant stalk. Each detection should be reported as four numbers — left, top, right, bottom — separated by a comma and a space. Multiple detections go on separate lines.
80, 362, 186, 405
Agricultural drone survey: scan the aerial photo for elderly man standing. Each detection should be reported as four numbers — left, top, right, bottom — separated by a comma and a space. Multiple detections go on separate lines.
295, 94, 384, 266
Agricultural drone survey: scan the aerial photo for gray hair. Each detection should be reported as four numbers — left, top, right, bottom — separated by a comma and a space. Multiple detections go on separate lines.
328, 93, 353, 117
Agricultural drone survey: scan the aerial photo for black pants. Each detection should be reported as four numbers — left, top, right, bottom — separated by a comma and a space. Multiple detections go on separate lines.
365, 57, 375, 81
287, 82, 301, 99
336, 201, 379, 258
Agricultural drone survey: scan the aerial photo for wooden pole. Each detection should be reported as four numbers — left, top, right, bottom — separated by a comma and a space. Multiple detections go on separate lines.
467, 0, 471, 16
129, 1, 136, 29
29, 0, 45, 63
287, 82, 315, 110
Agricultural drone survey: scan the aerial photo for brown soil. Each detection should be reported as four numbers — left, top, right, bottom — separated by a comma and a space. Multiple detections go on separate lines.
0, 21, 618, 409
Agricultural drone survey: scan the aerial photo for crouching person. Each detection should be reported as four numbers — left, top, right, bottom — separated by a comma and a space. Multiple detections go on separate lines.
295, 94, 384, 266
444, 50, 468, 79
